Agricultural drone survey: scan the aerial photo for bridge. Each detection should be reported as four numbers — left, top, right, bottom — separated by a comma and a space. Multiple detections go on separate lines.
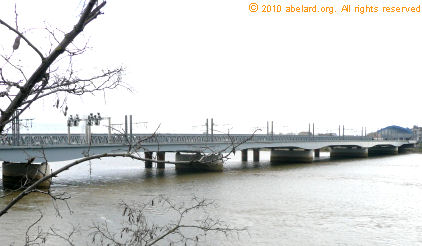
0, 133, 415, 163
0, 132, 416, 189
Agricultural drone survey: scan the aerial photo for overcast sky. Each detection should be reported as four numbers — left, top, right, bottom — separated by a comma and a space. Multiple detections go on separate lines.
1, 0, 421, 135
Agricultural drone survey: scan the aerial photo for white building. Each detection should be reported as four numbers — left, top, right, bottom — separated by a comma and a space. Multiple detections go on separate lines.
413, 126, 422, 142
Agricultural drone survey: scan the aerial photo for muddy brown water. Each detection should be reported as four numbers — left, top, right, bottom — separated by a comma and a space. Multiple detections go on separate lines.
1, 151, 422, 245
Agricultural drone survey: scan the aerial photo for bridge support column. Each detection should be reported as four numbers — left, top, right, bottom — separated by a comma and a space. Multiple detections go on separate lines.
270, 149, 314, 163
330, 147, 368, 158
368, 146, 398, 156
144, 152, 153, 168
175, 152, 223, 172
157, 152, 165, 169
314, 149, 320, 158
241, 149, 248, 162
2, 161, 51, 190
253, 149, 260, 162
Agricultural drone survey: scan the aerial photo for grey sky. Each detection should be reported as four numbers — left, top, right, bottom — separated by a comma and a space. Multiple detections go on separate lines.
1, 0, 421, 135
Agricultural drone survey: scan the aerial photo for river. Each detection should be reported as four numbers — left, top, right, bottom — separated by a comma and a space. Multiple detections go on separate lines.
1, 151, 422, 245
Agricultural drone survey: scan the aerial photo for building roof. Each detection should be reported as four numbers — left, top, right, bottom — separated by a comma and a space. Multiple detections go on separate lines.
378, 125, 412, 134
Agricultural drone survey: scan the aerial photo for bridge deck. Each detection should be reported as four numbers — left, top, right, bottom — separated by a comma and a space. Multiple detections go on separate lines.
0, 134, 415, 162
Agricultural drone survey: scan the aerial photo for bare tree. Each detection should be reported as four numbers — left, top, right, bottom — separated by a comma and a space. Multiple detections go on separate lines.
0, 0, 259, 216
19, 196, 245, 245
0, 1, 253, 244
0, 0, 124, 133
91, 195, 245, 245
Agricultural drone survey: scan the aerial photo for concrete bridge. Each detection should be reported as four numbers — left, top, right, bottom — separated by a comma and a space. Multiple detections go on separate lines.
0, 132, 416, 189
0, 133, 415, 163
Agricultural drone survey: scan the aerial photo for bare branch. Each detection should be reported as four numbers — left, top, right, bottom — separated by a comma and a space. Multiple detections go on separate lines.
0, 18, 44, 59
90, 195, 245, 245
0, 0, 108, 133
25, 211, 46, 245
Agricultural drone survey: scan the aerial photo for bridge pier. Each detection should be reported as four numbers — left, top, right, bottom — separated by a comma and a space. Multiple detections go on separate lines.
253, 149, 260, 162
175, 152, 223, 172
314, 149, 320, 158
368, 146, 398, 156
241, 149, 248, 162
270, 149, 314, 163
157, 152, 165, 169
144, 152, 153, 168
2, 161, 51, 190
330, 147, 368, 158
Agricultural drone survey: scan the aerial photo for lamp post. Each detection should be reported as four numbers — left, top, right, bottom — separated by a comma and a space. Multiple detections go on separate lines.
211, 118, 214, 142
206, 119, 209, 138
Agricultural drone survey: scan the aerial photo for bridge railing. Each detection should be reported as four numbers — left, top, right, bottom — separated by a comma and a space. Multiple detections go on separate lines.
0, 133, 404, 147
